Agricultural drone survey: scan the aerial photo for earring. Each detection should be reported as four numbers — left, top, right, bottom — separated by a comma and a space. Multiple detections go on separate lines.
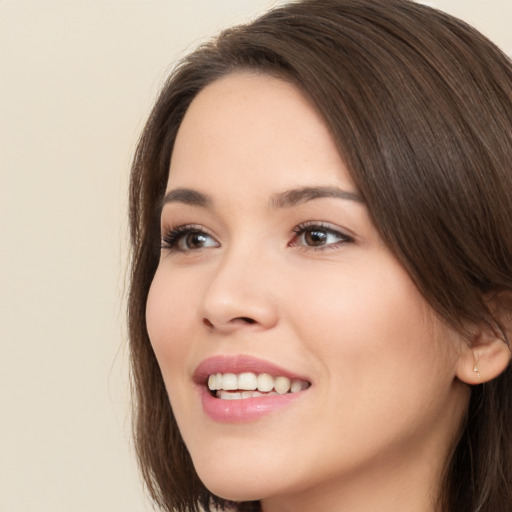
473, 364, 481, 380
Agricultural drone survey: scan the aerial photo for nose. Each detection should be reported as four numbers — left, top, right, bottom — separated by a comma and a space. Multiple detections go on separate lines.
198, 245, 279, 334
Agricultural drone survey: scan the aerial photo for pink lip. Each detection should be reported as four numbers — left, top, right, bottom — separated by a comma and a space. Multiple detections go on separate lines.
194, 354, 308, 383
193, 355, 310, 423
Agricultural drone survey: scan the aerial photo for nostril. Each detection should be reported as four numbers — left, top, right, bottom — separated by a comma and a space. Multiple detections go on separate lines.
202, 316, 257, 329
237, 317, 256, 324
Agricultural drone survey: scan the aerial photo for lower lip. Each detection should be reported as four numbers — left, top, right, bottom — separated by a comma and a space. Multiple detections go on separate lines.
200, 387, 306, 422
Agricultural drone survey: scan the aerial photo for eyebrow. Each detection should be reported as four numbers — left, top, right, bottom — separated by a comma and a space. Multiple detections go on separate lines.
270, 186, 364, 208
159, 185, 363, 214
159, 188, 212, 212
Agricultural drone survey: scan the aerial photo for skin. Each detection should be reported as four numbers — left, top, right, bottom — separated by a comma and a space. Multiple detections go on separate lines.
146, 72, 471, 512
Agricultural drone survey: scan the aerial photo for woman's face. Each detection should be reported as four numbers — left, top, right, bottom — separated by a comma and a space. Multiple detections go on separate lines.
146, 72, 469, 510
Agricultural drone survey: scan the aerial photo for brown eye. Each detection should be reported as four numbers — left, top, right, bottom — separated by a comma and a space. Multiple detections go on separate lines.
303, 229, 329, 246
177, 230, 218, 251
161, 225, 219, 252
183, 232, 209, 249
292, 223, 353, 249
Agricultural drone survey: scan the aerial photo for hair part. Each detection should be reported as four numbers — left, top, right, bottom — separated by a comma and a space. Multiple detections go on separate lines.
128, 1, 512, 510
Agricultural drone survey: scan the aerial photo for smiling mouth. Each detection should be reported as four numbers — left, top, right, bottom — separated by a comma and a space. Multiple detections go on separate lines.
207, 372, 310, 400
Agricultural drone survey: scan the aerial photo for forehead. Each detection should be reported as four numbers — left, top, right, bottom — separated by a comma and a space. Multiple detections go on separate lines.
167, 72, 356, 197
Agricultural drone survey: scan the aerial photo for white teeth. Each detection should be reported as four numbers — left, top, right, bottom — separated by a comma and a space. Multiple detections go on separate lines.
238, 372, 258, 390
218, 391, 242, 400
274, 376, 291, 394
257, 373, 274, 392
218, 390, 279, 400
207, 371, 309, 398
291, 379, 308, 393
208, 373, 223, 390
222, 373, 238, 390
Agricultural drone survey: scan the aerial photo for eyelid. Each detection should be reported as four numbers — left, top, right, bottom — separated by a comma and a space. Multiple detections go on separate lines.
161, 223, 219, 252
159, 220, 355, 254
289, 221, 355, 250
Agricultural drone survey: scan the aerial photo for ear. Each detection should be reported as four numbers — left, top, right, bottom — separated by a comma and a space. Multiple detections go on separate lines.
456, 326, 511, 385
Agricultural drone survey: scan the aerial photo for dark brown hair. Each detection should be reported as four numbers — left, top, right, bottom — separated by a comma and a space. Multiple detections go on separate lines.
128, 1, 512, 510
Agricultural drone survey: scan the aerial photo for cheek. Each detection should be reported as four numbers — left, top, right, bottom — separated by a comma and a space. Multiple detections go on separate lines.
283, 260, 461, 454
285, 256, 454, 383
145, 266, 214, 454
145, 266, 196, 367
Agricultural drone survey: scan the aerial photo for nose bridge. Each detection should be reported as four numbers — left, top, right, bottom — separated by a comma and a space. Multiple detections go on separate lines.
199, 237, 278, 331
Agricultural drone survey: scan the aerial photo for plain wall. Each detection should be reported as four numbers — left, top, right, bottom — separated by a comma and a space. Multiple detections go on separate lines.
1, 1, 511, 511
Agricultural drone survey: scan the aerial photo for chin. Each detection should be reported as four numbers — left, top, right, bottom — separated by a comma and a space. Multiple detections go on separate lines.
199, 472, 266, 502
191, 451, 282, 502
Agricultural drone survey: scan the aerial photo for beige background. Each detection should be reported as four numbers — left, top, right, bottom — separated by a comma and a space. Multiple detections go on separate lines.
1, 1, 511, 511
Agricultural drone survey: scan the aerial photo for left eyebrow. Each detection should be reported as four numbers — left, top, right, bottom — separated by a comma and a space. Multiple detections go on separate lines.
270, 186, 364, 208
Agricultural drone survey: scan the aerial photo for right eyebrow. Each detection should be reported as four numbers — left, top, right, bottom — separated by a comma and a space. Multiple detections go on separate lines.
158, 188, 212, 215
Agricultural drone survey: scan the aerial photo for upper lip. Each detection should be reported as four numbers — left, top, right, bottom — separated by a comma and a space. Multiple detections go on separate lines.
193, 354, 311, 385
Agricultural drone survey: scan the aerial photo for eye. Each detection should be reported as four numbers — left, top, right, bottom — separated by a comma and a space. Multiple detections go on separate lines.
161, 224, 219, 252
291, 222, 353, 249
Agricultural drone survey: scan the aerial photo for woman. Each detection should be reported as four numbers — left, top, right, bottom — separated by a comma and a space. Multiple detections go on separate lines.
128, 1, 512, 511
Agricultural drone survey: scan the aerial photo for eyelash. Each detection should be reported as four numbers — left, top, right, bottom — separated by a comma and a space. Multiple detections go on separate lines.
160, 222, 354, 253
290, 222, 354, 251
161, 224, 217, 251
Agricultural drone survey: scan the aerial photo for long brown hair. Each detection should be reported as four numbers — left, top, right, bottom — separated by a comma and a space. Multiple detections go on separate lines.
128, 1, 512, 510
